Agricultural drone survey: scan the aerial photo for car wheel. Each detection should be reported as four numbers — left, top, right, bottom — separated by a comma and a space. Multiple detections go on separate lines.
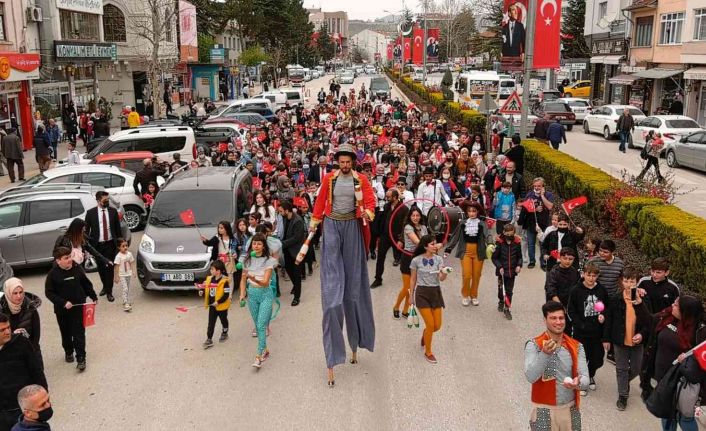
566, 125, 573, 131
603, 126, 611, 140
666, 150, 679, 168
628, 135, 635, 149
123, 205, 143, 231
583, 121, 590, 134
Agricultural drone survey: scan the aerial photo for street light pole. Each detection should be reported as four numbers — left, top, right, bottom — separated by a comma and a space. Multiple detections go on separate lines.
520, 0, 537, 138
422, 0, 428, 85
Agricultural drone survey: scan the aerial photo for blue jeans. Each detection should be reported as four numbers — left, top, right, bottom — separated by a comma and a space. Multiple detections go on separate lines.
51, 141, 58, 160
662, 417, 697, 431
526, 228, 538, 266
619, 131, 629, 151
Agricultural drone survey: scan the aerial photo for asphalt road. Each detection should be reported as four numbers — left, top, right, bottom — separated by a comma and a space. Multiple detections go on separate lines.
0, 73, 671, 430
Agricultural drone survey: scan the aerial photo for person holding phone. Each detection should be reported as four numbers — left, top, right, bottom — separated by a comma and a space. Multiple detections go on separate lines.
602, 268, 650, 411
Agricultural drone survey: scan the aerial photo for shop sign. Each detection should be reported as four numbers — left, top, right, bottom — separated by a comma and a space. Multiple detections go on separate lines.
591, 39, 626, 55
210, 48, 225, 63
55, 42, 117, 61
0, 81, 22, 93
57, 0, 103, 15
0, 53, 40, 82
622, 65, 646, 73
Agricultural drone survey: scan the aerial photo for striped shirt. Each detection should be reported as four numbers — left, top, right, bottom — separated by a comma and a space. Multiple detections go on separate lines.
588, 256, 625, 297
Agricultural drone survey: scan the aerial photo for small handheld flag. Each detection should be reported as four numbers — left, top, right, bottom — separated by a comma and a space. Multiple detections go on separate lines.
562, 196, 588, 215
83, 303, 96, 327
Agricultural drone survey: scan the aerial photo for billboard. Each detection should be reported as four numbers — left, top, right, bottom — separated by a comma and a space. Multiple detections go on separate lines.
426, 28, 440, 63
394, 37, 402, 60
500, 0, 527, 72
179, 1, 198, 62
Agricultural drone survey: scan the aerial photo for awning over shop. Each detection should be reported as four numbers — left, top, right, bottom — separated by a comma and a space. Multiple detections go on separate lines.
684, 67, 706, 80
590, 55, 623, 65
609, 74, 638, 85
633, 68, 683, 79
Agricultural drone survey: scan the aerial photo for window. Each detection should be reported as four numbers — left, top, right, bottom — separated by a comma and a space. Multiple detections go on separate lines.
660, 12, 685, 45
686, 132, 704, 143
45, 174, 78, 184
60, 10, 100, 41
135, 136, 186, 154
103, 5, 126, 42
28, 200, 72, 225
598, 2, 608, 19
0, 203, 22, 229
165, 8, 173, 42
0, 3, 6, 41
70, 199, 84, 217
80, 172, 113, 188
695, 9, 706, 40
634, 16, 654, 47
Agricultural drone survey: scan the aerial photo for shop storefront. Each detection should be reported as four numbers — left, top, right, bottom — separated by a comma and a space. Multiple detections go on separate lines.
589, 38, 627, 104
190, 64, 220, 101
0, 52, 41, 149
632, 67, 683, 115
683, 67, 706, 126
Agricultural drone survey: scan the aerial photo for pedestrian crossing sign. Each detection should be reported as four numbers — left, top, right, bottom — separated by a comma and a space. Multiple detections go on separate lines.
499, 91, 522, 115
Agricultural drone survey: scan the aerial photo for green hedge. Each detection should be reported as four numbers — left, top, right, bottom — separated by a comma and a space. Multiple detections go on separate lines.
524, 139, 706, 294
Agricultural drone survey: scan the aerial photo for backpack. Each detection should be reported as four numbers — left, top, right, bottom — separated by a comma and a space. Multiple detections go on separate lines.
640, 142, 650, 160
647, 362, 681, 419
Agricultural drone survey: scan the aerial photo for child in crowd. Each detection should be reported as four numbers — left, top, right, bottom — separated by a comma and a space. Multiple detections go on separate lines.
538, 212, 559, 243
296, 199, 316, 278
113, 238, 136, 312
602, 268, 648, 411
248, 212, 262, 236
541, 213, 584, 273
199, 260, 231, 349
409, 235, 448, 364
492, 181, 516, 235
491, 224, 522, 320
578, 236, 601, 276
567, 263, 609, 395
239, 234, 277, 368
67, 141, 81, 166
637, 257, 679, 314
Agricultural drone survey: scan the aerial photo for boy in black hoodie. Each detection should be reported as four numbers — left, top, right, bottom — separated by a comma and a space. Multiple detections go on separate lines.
45, 247, 97, 372
567, 263, 609, 395
637, 257, 679, 314
541, 213, 584, 273
491, 224, 523, 320
544, 248, 580, 335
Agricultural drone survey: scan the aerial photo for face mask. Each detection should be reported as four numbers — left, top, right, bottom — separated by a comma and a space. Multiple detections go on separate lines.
504, 235, 514, 241
558, 227, 569, 233
442, 173, 450, 180
101, 200, 110, 208
36, 406, 53, 422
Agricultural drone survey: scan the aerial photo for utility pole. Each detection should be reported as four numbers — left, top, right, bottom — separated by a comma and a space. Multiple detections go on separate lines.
520, 0, 537, 139
422, 0, 428, 85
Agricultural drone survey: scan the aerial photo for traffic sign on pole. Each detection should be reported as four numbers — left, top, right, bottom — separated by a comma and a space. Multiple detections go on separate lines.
499, 91, 522, 115
478, 91, 498, 115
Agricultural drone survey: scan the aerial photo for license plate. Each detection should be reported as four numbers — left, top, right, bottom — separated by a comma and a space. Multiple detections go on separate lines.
161, 273, 194, 282
556, 116, 565, 120
575, 109, 585, 113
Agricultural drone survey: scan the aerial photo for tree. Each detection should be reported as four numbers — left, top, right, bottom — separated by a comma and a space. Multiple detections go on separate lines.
429, 0, 472, 58
469, 0, 503, 62
198, 34, 215, 64
562, 0, 590, 59
239, 45, 270, 67
130, 0, 179, 119
351, 46, 369, 63
317, 22, 336, 62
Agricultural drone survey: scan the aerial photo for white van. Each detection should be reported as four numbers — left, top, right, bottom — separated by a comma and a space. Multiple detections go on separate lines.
303, 68, 312, 81
277, 88, 304, 106
412, 67, 424, 82
252, 91, 287, 108
208, 99, 273, 119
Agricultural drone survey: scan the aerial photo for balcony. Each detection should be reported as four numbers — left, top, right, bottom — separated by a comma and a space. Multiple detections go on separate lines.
623, 0, 657, 11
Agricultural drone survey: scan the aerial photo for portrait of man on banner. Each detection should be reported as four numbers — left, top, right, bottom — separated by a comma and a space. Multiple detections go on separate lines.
501, 0, 527, 71
426, 29, 440, 61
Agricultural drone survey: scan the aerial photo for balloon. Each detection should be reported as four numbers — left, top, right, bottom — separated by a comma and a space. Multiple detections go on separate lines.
594, 301, 605, 313
235, 262, 243, 271
250, 251, 257, 257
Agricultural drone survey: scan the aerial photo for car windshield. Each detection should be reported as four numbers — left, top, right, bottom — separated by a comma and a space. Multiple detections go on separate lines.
22, 173, 47, 185
567, 100, 589, 107
87, 137, 115, 158
665, 119, 701, 129
616, 108, 644, 116
148, 190, 232, 228
545, 103, 571, 112
210, 105, 230, 116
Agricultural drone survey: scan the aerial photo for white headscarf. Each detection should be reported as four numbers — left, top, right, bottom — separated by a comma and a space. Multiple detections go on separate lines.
3, 277, 23, 314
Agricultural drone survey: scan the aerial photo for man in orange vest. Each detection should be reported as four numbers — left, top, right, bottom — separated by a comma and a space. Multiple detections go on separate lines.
524, 301, 589, 430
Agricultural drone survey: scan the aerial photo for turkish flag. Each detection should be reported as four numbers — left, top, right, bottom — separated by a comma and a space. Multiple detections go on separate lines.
485, 217, 497, 230
403, 38, 412, 63
387, 43, 393, 60
83, 303, 96, 328
252, 177, 262, 189
562, 196, 588, 215
533, 0, 562, 68
493, 175, 502, 191
550, 249, 560, 260
521, 199, 536, 213
413, 27, 424, 65
179, 209, 196, 226
293, 197, 307, 208
694, 341, 706, 371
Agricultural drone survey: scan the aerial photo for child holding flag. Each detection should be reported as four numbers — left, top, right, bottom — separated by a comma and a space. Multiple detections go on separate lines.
491, 224, 522, 320
409, 235, 449, 364
199, 260, 231, 349
113, 238, 136, 312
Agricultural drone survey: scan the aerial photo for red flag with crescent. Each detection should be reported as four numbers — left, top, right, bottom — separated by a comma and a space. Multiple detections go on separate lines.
533, 0, 562, 68
521, 199, 536, 213
694, 341, 706, 371
562, 196, 588, 215
83, 303, 96, 327
387, 43, 393, 60
413, 27, 424, 65
403, 38, 412, 62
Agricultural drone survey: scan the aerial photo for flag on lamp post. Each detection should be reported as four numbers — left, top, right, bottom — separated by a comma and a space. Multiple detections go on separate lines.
533, 0, 563, 68
403, 38, 412, 63
413, 27, 424, 65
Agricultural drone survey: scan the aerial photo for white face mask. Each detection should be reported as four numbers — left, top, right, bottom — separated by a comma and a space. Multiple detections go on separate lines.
442, 173, 450, 180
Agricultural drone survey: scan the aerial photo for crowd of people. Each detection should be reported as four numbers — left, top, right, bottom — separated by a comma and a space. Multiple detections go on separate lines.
1, 81, 705, 431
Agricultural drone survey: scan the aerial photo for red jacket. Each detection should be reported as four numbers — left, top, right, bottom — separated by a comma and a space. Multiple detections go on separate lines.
311, 170, 376, 228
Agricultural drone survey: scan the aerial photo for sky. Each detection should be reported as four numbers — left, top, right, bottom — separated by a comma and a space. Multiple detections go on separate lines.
303, 0, 420, 21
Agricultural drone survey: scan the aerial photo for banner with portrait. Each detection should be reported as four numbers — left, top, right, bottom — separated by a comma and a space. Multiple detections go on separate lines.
426, 28, 440, 63
500, 0, 527, 72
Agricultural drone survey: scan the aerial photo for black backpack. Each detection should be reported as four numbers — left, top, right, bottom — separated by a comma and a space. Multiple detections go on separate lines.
646, 362, 680, 419
640, 141, 651, 160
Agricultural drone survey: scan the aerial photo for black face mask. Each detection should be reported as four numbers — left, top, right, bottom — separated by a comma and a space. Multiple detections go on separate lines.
558, 227, 569, 233
504, 235, 514, 241
35, 406, 53, 422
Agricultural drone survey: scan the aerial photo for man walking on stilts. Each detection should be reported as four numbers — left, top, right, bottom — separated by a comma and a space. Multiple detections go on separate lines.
310, 142, 377, 386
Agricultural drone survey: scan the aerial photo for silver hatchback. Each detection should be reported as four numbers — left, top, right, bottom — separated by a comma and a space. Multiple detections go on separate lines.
137, 166, 253, 290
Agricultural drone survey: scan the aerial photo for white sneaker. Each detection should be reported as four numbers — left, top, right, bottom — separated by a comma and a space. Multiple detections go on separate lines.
461, 297, 471, 306
252, 356, 263, 368
580, 390, 588, 396
589, 378, 596, 391
123, 303, 132, 312
471, 298, 480, 306
251, 329, 257, 337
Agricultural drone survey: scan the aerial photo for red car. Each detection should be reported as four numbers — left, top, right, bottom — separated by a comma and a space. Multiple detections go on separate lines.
94, 151, 154, 173
533, 102, 576, 131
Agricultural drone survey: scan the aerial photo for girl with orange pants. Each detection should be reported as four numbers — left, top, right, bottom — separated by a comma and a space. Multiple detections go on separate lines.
409, 235, 448, 364
393, 207, 428, 319
446, 201, 492, 307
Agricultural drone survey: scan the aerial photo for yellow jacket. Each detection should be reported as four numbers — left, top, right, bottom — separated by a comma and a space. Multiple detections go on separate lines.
127, 111, 141, 128
203, 275, 231, 311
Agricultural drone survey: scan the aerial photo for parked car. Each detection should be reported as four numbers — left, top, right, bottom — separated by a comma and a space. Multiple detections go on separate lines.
629, 115, 703, 150
252, 91, 287, 109
69, 126, 197, 166
94, 151, 155, 173
137, 166, 252, 290
533, 101, 576, 130
664, 131, 706, 172
365, 65, 376, 74
412, 67, 424, 82
539, 90, 562, 102
207, 99, 273, 120
233, 105, 275, 122
221, 112, 267, 126
582, 105, 646, 140
0, 185, 131, 268
18, 164, 163, 231
557, 98, 592, 123
340, 71, 355, 84
562, 80, 591, 98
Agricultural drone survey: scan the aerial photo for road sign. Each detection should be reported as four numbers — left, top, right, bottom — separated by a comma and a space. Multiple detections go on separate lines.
499, 91, 522, 115
479, 91, 498, 115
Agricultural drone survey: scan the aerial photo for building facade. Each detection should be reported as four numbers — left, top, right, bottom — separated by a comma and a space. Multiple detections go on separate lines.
308, 8, 349, 58
350, 29, 391, 64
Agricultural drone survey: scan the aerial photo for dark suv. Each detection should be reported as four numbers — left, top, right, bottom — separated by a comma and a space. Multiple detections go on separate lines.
370, 77, 391, 101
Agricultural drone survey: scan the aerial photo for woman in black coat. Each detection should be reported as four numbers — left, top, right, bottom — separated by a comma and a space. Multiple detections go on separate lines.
1, 277, 43, 366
